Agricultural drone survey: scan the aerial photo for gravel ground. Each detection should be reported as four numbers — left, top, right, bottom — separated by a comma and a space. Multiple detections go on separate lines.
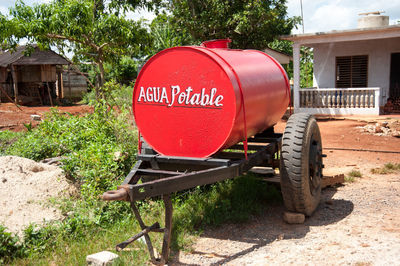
170, 118, 400, 265
171, 171, 400, 265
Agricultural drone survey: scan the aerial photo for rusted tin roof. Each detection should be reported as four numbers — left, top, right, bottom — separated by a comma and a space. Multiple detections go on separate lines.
0, 45, 69, 67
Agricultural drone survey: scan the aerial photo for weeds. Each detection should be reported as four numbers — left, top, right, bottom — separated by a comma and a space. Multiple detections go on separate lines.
0, 225, 26, 264
1, 81, 283, 264
348, 169, 362, 178
6, 101, 137, 198
172, 175, 281, 249
0, 130, 23, 155
345, 169, 362, 182
371, 162, 400, 174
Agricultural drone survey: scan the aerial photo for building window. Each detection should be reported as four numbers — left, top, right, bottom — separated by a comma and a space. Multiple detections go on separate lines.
336, 55, 368, 88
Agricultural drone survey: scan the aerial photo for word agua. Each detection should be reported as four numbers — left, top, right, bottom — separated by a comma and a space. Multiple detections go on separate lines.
137, 85, 224, 107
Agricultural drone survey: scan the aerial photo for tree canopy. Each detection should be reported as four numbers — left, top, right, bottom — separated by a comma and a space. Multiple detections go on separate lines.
167, 0, 298, 49
0, 0, 152, 89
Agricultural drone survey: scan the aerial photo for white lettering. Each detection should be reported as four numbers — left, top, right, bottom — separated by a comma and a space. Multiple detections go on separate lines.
153, 87, 160, 102
189, 93, 201, 105
209, 88, 217, 105
178, 92, 186, 104
138, 85, 223, 108
169, 85, 180, 106
146, 87, 153, 102
200, 88, 210, 106
185, 87, 193, 105
214, 95, 224, 106
160, 87, 169, 104
138, 87, 146, 102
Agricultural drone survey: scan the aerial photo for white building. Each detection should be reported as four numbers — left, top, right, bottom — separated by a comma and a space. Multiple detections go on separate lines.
282, 13, 400, 115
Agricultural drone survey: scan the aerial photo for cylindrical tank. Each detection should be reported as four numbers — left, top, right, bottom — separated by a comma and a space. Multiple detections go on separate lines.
133, 40, 290, 158
357, 14, 389, 29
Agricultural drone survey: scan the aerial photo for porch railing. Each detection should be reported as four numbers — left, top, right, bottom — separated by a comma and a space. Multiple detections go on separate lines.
297, 87, 380, 115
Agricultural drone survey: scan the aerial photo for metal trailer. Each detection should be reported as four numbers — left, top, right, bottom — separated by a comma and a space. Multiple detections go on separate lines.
102, 112, 323, 265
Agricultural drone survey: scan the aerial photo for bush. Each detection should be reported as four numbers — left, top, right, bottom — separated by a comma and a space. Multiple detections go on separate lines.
371, 162, 400, 174
0, 225, 26, 263
7, 100, 137, 198
0, 130, 23, 156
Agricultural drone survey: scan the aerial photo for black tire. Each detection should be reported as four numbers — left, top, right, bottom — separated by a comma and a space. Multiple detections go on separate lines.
280, 113, 323, 216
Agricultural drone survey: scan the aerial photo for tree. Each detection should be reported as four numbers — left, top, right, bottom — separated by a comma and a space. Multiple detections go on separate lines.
167, 0, 298, 50
268, 39, 314, 88
148, 13, 194, 55
0, 0, 151, 93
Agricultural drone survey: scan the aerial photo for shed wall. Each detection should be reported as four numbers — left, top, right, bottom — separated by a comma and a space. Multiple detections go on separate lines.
0, 67, 6, 83
62, 72, 87, 98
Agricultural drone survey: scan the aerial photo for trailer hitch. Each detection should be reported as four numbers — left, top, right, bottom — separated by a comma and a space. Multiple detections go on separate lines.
102, 185, 130, 201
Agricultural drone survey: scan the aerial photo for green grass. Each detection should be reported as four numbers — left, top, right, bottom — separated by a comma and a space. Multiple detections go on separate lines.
1, 81, 283, 265
345, 169, 362, 182
0, 130, 23, 155
8, 175, 281, 265
371, 162, 400, 174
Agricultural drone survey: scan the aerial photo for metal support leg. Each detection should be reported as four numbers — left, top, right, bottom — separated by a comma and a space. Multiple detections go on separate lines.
129, 201, 158, 263
126, 196, 173, 265
160, 194, 173, 264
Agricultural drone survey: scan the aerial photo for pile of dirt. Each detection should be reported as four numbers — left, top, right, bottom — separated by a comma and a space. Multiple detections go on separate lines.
0, 156, 76, 234
358, 120, 400, 137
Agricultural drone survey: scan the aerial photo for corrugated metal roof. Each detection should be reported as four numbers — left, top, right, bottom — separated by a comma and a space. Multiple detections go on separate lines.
0, 46, 69, 67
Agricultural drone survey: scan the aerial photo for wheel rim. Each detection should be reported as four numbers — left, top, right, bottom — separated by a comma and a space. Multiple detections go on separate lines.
308, 133, 322, 196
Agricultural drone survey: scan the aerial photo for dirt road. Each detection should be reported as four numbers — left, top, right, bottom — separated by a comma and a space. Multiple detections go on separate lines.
172, 118, 400, 265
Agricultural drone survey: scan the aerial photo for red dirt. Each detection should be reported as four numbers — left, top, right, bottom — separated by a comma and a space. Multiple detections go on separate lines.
275, 118, 400, 175
1, 103, 400, 168
0, 103, 93, 132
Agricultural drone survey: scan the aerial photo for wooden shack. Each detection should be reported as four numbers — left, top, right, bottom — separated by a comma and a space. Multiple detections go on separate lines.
0, 45, 73, 105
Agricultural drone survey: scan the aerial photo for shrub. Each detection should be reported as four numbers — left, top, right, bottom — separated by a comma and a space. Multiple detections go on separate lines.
7, 100, 137, 198
0, 225, 26, 263
371, 162, 400, 174
348, 170, 362, 178
0, 130, 23, 155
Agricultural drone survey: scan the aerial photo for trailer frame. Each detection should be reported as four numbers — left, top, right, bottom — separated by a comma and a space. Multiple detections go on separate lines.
103, 129, 282, 264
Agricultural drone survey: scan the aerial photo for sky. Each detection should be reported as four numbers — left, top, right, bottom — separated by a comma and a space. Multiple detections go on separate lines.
287, 0, 400, 34
1, 0, 399, 35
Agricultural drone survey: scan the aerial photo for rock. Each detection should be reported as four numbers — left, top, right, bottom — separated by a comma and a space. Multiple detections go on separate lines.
374, 127, 383, 133
113, 151, 128, 161
2, 178, 6, 183
283, 211, 305, 224
381, 121, 389, 128
86, 251, 119, 266
392, 131, 400, 138
30, 114, 41, 121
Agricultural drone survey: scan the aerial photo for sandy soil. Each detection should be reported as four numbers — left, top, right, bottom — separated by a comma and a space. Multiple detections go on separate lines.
0, 103, 93, 132
0, 156, 76, 234
171, 117, 400, 265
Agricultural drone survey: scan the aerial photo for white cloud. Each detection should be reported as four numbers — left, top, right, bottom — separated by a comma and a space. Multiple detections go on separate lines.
0, 6, 8, 15
125, 8, 156, 22
287, 0, 400, 34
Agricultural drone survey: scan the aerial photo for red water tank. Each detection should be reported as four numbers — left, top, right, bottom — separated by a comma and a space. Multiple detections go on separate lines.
133, 40, 290, 158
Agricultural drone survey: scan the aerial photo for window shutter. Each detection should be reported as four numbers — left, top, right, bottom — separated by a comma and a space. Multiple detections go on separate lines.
336, 55, 368, 88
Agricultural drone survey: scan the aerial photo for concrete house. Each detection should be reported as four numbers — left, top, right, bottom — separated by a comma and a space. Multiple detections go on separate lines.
282, 12, 400, 115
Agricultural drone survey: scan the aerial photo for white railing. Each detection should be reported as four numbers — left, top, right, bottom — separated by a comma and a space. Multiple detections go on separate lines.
297, 87, 380, 115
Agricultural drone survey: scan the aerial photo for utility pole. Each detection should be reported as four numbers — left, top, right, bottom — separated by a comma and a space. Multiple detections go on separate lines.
300, 0, 305, 33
